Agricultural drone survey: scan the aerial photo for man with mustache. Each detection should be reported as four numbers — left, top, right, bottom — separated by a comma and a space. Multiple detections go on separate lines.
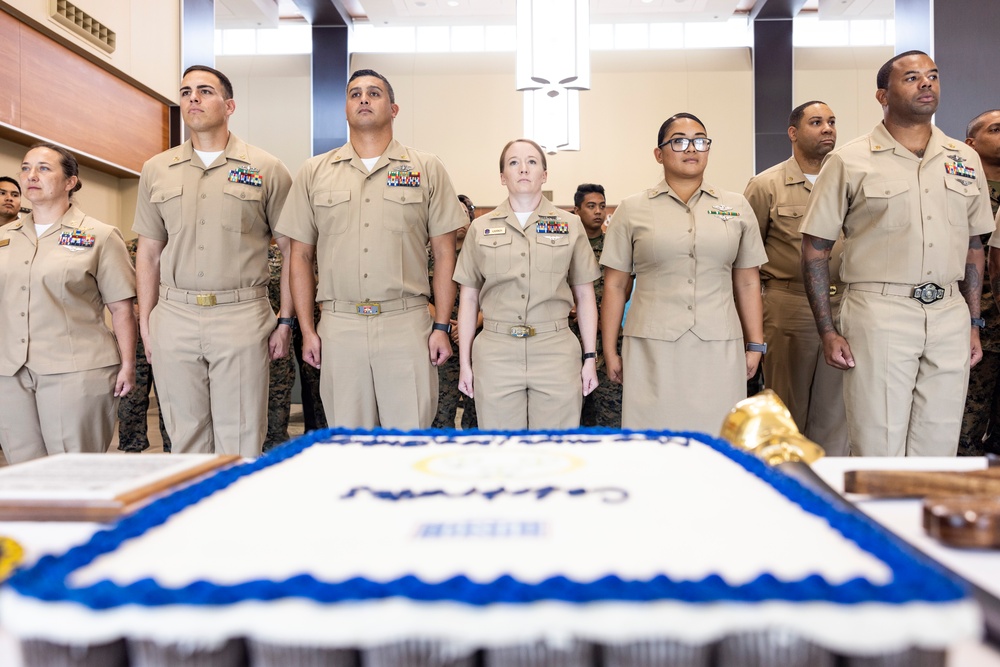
800, 51, 994, 456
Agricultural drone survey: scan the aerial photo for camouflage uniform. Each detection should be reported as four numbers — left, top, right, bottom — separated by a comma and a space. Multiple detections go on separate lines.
959, 180, 1000, 456
264, 245, 327, 453
571, 234, 623, 428
429, 248, 478, 429
117, 239, 171, 452
264, 244, 297, 452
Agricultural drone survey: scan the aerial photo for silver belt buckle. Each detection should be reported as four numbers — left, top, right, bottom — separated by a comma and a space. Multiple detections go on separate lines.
911, 282, 945, 305
356, 301, 381, 316
195, 293, 217, 307
509, 325, 535, 338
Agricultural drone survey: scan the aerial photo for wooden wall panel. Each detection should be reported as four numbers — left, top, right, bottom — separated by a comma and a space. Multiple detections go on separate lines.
0, 11, 169, 175
0, 11, 20, 127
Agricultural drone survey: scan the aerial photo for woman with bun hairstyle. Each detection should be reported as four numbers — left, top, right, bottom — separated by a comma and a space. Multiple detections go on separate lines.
600, 114, 767, 432
0, 143, 136, 463
454, 138, 600, 429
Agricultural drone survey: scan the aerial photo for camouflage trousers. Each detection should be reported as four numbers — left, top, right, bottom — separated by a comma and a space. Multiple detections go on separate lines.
118, 336, 172, 452
959, 348, 1000, 456
432, 352, 478, 429
264, 326, 327, 453
581, 349, 623, 429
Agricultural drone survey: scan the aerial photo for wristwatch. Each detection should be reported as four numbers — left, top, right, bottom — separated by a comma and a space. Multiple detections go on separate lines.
745, 342, 767, 354
276, 317, 298, 330
582, 352, 597, 362
972, 317, 986, 329
432, 322, 453, 334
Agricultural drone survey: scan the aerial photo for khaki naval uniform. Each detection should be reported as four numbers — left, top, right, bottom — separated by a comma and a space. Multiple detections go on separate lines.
454, 198, 600, 429
601, 181, 767, 434
275, 139, 466, 429
0, 206, 134, 463
801, 123, 995, 457
745, 157, 848, 455
133, 134, 292, 457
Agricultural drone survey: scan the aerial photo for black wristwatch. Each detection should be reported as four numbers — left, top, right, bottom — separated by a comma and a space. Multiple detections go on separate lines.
582, 352, 597, 362
276, 317, 298, 330
433, 322, 453, 334
972, 317, 987, 329
745, 342, 767, 354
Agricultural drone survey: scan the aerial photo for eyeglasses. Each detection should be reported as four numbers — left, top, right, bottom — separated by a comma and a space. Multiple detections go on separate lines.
658, 137, 713, 152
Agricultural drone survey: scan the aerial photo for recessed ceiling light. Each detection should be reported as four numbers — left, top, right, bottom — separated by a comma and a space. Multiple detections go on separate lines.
447, 0, 460, 6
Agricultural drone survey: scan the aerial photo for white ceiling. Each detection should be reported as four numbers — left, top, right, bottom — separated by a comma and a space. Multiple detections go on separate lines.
217, 0, 894, 28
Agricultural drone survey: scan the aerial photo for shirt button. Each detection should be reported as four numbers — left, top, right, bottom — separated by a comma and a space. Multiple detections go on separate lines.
520, 273, 526, 278
200, 220, 206, 225
927, 216, 932, 220
198, 245, 204, 250
927, 271, 932, 275
521, 294, 526, 299
21, 286, 26, 291
687, 305, 693, 310
928, 243, 934, 248
201, 194, 207, 199
493, 241, 497, 246
24, 260, 28, 264
20, 312, 25, 317
365, 198, 370, 203
925, 189, 930, 193
517, 316, 523, 321
689, 252, 694, 258
884, 190, 890, 195
198, 271, 204, 277
21, 338, 25, 343
364, 223, 369, 227
688, 279, 693, 284
240, 193, 246, 199
364, 273, 368, 278
521, 252, 526, 257
363, 248, 368, 253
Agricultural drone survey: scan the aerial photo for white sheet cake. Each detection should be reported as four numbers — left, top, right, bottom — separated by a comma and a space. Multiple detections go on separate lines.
0, 430, 981, 666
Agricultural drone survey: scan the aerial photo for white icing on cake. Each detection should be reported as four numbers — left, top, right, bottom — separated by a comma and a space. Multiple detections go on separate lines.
0, 432, 982, 655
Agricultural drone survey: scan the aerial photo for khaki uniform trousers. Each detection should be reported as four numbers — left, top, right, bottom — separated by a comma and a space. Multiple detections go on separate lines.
150, 296, 273, 457
318, 304, 436, 429
839, 287, 970, 457
622, 332, 745, 434
0, 365, 118, 464
763, 284, 848, 455
472, 324, 582, 430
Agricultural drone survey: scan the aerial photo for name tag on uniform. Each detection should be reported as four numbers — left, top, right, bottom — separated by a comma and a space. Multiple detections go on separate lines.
484, 227, 506, 236
0, 239, 8, 248
59, 229, 95, 248
387, 169, 421, 187
535, 217, 568, 235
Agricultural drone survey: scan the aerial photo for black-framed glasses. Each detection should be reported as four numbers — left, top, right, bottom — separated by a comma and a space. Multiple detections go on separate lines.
658, 137, 713, 152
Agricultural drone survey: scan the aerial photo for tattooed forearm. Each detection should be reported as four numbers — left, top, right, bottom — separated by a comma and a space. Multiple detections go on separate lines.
801, 234, 837, 336
804, 256, 836, 336
961, 262, 982, 318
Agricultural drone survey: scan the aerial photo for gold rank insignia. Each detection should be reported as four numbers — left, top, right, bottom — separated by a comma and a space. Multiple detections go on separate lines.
0, 536, 24, 583
0, 239, 9, 248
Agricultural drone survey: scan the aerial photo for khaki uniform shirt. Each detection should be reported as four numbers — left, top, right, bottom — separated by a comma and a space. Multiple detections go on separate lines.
802, 123, 994, 284
0, 205, 134, 375
275, 138, 466, 303
132, 134, 292, 291
744, 156, 843, 283
600, 180, 767, 342
454, 198, 600, 324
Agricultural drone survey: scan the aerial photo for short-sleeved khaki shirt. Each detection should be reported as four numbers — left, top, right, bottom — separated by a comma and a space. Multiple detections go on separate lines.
600, 180, 767, 342
744, 156, 843, 283
453, 198, 600, 324
275, 139, 466, 303
801, 123, 994, 285
132, 134, 292, 291
0, 205, 135, 375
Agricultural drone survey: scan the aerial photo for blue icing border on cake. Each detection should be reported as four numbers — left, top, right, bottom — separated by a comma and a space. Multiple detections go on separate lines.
7, 427, 969, 609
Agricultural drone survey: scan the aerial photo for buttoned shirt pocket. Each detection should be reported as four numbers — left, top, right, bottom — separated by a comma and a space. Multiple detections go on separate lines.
222, 183, 264, 233
477, 231, 513, 275
535, 234, 572, 273
863, 180, 910, 228
312, 190, 351, 235
151, 186, 183, 234
382, 188, 425, 232
944, 177, 979, 227
775, 204, 805, 228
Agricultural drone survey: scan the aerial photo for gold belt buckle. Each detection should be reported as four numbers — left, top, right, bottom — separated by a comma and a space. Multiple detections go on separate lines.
509, 325, 535, 338
196, 293, 217, 307
356, 301, 381, 316
829, 285, 839, 296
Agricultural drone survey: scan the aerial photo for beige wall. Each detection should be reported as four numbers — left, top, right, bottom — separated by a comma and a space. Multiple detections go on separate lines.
353, 46, 891, 209
216, 54, 313, 176
2, 0, 180, 99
